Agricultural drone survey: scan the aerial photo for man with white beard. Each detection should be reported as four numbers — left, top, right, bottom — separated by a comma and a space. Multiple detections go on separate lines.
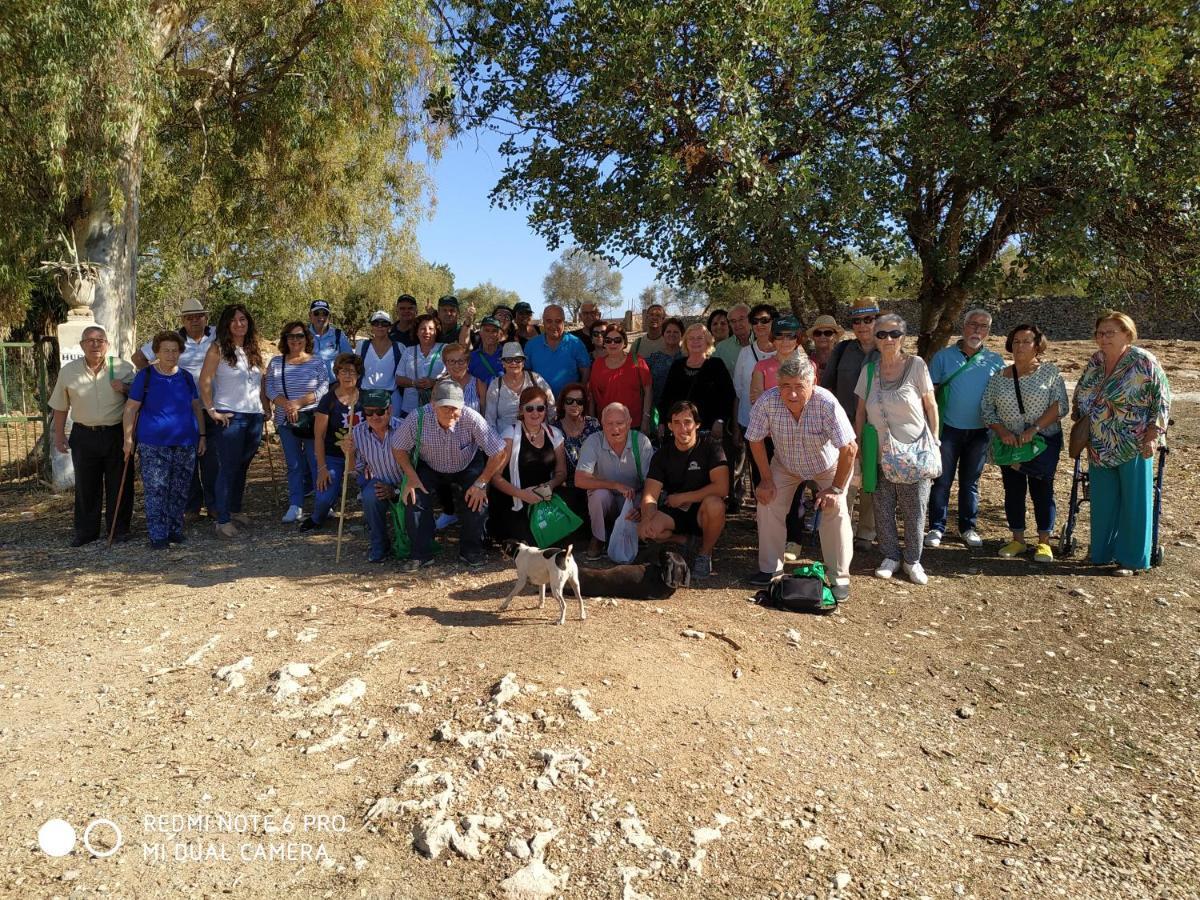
925, 308, 1004, 549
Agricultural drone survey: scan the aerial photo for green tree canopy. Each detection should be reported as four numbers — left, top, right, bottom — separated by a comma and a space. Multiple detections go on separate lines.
542, 247, 623, 319
459, 281, 522, 318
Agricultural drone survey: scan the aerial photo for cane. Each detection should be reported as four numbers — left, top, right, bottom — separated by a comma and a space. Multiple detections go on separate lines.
107, 447, 135, 548
335, 459, 352, 563
263, 421, 281, 509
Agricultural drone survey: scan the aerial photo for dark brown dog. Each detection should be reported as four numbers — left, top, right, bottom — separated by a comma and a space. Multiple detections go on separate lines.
576, 549, 690, 600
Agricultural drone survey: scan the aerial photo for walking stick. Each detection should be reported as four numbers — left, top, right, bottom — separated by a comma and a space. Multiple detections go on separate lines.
335, 459, 352, 563
108, 447, 135, 548
263, 422, 281, 508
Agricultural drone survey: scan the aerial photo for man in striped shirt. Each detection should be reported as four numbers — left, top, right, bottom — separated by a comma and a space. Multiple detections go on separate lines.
744, 354, 857, 599
347, 389, 410, 563
394, 379, 508, 571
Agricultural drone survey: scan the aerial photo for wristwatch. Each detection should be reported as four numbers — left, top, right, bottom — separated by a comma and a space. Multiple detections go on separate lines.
472, 481, 488, 491
828, 484, 845, 495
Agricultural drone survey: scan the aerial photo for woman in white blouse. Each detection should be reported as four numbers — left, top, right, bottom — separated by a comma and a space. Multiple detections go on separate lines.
199, 304, 267, 538
488, 385, 567, 544
397, 314, 445, 414
485, 342, 555, 432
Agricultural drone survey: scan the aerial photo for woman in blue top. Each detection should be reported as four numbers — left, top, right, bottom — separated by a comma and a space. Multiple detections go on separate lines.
265, 321, 329, 524
122, 331, 204, 548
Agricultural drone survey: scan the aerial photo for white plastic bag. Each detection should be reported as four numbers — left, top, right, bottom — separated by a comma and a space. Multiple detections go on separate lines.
607, 497, 639, 564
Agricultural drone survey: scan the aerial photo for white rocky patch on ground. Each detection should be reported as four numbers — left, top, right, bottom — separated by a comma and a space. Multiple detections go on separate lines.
304, 676, 366, 718
267, 661, 312, 704
569, 688, 600, 721
213, 656, 253, 692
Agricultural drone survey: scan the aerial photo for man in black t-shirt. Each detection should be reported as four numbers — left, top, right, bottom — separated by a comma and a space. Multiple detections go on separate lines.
639, 400, 729, 579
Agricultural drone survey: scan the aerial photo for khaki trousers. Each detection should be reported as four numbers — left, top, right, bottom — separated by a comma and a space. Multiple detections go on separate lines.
846, 481, 876, 541
757, 462, 853, 581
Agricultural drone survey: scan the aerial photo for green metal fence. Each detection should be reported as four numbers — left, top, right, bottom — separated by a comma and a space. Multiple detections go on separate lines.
0, 340, 53, 487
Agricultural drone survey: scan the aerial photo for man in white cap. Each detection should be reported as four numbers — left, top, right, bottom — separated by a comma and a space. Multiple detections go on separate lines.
49, 325, 136, 546
308, 298, 353, 380
393, 379, 509, 570
132, 298, 218, 520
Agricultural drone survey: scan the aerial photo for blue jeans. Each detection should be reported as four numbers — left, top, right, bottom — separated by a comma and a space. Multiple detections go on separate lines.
998, 431, 1062, 535
186, 411, 220, 514
211, 412, 264, 524
407, 452, 489, 561
277, 423, 317, 508
312, 456, 347, 525
359, 475, 401, 561
927, 425, 989, 534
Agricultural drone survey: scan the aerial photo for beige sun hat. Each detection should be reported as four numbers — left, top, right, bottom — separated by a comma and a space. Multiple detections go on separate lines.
179, 297, 206, 315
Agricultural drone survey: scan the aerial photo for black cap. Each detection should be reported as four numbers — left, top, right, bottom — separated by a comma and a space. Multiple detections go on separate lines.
438, 294, 459, 308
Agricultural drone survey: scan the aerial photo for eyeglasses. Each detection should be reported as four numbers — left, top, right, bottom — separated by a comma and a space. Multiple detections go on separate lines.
523, 404, 547, 413
286, 332, 307, 340
875, 330, 904, 341
364, 408, 389, 417
445, 357, 468, 366
812, 329, 837, 337
562, 396, 585, 406
82, 337, 108, 344
603, 337, 625, 345
751, 316, 773, 325
964, 321, 991, 330
1095, 329, 1123, 338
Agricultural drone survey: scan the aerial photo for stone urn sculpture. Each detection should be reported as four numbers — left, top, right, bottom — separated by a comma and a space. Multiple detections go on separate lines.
38, 231, 104, 318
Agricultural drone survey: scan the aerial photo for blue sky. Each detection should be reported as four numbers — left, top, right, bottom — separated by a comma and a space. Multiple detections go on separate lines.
413, 128, 660, 317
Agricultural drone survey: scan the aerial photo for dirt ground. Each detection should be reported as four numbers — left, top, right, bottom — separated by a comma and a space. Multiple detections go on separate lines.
1, 339, 1197, 900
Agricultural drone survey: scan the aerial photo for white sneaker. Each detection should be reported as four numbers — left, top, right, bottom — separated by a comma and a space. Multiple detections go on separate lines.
281, 504, 302, 524
874, 558, 900, 579
961, 528, 983, 548
924, 529, 943, 548
903, 561, 929, 585
435, 513, 458, 531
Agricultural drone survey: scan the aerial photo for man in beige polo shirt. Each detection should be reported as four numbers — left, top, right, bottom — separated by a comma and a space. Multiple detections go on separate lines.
49, 325, 136, 546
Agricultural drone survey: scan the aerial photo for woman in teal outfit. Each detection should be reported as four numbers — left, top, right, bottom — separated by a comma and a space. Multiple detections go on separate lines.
1071, 311, 1171, 575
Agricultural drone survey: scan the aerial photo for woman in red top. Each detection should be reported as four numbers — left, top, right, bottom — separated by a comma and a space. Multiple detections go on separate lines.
588, 323, 653, 430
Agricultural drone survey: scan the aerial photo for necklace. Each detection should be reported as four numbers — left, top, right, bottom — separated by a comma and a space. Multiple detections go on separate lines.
524, 427, 543, 442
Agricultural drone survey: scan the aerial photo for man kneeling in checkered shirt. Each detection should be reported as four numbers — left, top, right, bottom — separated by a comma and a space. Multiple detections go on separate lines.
744, 354, 858, 599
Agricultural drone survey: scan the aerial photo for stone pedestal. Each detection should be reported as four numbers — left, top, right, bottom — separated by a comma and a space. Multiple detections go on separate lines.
48, 311, 99, 491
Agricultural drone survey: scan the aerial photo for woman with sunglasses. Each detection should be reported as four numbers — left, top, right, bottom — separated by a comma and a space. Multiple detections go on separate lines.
733, 304, 778, 431
439, 342, 485, 412
588, 322, 607, 361
749, 316, 804, 405
853, 313, 939, 585
302, 352, 364, 532
265, 321, 329, 524
555, 380, 602, 524
485, 342, 556, 432
590, 323, 653, 432
489, 386, 567, 543
707, 309, 730, 344
807, 315, 842, 382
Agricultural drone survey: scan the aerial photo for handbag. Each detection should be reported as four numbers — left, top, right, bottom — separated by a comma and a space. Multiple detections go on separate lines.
1069, 361, 1122, 459
859, 361, 879, 493
990, 365, 1048, 465
874, 358, 942, 484
755, 561, 837, 615
281, 356, 316, 439
389, 409, 428, 560
528, 493, 584, 548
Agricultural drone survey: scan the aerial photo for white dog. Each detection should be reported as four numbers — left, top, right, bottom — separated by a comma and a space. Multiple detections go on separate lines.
498, 540, 585, 626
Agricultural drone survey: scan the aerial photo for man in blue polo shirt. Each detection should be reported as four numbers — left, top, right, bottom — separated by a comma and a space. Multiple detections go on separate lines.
308, 299, 353, 379
522, 304, 592, 398
925, 307, 1005, 549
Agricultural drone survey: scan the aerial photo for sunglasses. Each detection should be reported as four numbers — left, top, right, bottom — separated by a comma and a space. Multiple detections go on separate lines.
286, 332, 307, 339
751, 316, 773, 325
811, 329, 837, 337
603, 337, 625, 345
523, 404, 547, 413
364, 408, 389, 417
850, 316, 877, 325
311, 311, 329, 317
875, 330, 904, 340
774, 332, 798, 341
503, 358, 524, 364
562, 396, 585, 406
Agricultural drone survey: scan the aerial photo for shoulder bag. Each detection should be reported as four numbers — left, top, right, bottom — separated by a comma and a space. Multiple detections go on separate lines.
859, 361, 879, 493
281, 356, 316, 439
991, 366, 1047, 466
876, 359, 942, 484
935, 349, 983, 437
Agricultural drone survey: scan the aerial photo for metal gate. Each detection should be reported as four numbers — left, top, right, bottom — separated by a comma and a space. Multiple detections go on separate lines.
0, 339, 53, 487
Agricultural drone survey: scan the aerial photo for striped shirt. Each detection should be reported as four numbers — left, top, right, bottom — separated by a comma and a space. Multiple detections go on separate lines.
395, 404, 505, 474
351, 418, 406, 484
264, 355, 329, 427
746, 385, 855, 479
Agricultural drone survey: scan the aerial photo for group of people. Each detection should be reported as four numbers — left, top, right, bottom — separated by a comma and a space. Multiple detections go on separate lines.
49, 292, 1171, 589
